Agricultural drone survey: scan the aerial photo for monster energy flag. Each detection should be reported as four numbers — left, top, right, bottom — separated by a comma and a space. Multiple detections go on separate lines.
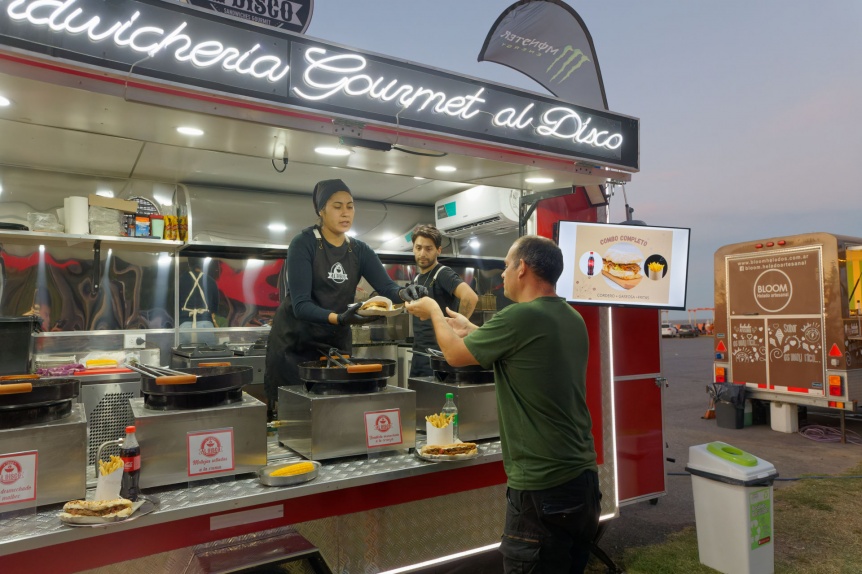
478, 0, 607, 110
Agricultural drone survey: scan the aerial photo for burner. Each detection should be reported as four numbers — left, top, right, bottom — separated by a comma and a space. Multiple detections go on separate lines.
172, 343, 234, 359
232, 337, 268, 357
143, 388, 243, 411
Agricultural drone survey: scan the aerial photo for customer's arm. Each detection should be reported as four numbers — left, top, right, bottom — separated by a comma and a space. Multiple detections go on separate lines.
406, 298, 479, 367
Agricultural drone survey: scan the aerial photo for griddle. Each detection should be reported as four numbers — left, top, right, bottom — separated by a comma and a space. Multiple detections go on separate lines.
171, 343, 234, 359
298, 355, 396, 395
430, 356, 494, 384
140, 365, 253, 411
0, 377, 81, 429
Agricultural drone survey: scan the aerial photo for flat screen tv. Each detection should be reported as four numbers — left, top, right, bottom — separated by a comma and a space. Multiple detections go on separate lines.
554, 221, 691, 309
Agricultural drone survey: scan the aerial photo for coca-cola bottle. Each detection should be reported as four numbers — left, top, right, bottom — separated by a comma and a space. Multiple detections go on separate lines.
587, 252, 595, 276
120, 425, 141, 501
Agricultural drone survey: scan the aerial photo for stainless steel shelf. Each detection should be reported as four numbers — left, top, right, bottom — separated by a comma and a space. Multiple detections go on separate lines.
0, 440, 503, 556
0, 230, 183, 252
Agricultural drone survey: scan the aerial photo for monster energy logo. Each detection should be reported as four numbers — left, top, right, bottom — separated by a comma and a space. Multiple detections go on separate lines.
547, 46, 590, 84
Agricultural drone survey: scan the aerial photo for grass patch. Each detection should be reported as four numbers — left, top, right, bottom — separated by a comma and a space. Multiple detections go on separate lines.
587, 462, 862, 573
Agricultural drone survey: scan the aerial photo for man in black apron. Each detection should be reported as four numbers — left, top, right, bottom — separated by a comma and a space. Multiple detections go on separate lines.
409, 225, 478, 378
264, 179, 427, 418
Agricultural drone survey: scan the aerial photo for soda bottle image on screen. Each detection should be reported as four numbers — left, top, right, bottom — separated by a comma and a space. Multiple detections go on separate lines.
587, 252, 595, 276
120, 425, 141, 501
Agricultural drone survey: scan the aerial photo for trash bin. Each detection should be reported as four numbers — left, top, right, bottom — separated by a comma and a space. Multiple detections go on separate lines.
712, 383, 746, 429
686, 441, 778, 574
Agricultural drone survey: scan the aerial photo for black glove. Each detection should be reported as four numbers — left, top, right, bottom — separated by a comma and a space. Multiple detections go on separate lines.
337, 302, 380, 326
399, 284, 429, 302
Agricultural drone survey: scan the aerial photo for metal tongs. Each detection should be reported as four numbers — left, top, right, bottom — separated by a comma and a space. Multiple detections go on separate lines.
318, 346, 382, 373
124, 362, 198, 386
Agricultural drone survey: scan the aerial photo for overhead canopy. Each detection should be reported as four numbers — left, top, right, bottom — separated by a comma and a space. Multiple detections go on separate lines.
0, 0, 638, 219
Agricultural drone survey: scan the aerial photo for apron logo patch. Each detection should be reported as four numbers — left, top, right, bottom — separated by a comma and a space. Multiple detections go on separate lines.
328, 262, 349, 283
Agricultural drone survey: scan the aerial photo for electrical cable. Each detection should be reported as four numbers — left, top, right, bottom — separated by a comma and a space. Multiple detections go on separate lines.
391, 145, 447, 158
799, 424, 862, 445
668, 472, 862, 482
271, 158, 287, 173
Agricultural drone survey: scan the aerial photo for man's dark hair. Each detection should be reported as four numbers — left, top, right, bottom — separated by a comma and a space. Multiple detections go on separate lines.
512, 235, 564, 285
412, 224, 443, 248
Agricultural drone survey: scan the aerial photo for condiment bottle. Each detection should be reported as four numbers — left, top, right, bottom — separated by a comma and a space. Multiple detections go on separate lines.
441, 393, 459, 442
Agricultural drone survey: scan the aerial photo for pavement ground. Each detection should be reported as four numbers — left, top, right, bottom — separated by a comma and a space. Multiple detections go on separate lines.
595, 336, 862, 559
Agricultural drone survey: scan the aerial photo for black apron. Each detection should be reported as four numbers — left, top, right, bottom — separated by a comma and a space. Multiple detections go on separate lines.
265, 227, 360, 404
410, 264, 456, 378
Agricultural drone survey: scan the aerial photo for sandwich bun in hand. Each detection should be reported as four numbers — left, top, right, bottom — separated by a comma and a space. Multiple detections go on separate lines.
360, 300, 390, 311
602, 245, 644, 290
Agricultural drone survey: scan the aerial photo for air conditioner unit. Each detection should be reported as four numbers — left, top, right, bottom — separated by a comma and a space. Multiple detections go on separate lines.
378, 229, 415, 252
435, 186, 519, 238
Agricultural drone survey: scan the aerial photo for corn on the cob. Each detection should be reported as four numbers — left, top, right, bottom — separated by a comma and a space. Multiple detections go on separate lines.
270, 462, 315, 477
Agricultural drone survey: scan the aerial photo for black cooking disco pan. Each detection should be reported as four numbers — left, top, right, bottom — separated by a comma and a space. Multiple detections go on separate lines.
299, 358, 397, 395
0, 376, 80, 408
429, 356, 495, 384
139, 365, 253, 396
0, 376, 81, 429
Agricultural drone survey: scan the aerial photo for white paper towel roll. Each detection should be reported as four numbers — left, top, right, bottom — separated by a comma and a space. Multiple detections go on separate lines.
65, 196, 89, 235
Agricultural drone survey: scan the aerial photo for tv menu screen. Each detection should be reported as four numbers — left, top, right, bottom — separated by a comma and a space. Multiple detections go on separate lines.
555, 221, 691, 309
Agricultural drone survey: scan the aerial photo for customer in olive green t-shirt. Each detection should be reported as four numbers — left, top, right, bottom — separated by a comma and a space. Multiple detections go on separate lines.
405, 235, 600, 574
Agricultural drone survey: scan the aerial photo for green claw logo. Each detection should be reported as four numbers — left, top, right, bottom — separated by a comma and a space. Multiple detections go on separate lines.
546, 46, 591, 84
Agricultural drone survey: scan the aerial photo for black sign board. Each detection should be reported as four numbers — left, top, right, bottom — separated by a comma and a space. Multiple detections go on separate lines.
0, 0, 638, 170
185, 0, 312, 34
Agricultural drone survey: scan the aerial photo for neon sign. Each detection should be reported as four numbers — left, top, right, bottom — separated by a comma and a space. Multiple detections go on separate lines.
6, 0, 290, 81
0, 0, 638, 168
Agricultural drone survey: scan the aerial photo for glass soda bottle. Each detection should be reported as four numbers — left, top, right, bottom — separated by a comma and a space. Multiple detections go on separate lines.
441, 393, 459, 442
120, 425, 141, 501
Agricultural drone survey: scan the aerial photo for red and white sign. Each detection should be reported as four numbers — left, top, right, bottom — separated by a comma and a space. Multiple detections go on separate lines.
0, 451, 37, 507
364, 409, 403, 448
187, 428, 235, 478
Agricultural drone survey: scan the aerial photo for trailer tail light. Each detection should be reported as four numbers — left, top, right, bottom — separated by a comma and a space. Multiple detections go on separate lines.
828, 375, 843, 397
715, 367, 726, 383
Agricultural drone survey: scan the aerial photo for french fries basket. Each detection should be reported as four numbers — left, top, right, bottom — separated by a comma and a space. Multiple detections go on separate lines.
94, 438, 124, 500
425, 412, 455, 445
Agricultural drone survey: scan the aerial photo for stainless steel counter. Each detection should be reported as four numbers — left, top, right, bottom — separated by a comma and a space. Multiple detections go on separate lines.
0, 439, 503, 558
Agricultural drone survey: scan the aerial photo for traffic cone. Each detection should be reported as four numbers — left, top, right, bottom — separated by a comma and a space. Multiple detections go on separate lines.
702, 398, 716, 420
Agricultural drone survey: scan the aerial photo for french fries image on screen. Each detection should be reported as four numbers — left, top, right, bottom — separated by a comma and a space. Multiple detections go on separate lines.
98, 455, 123, 477
647, 260, 665, 280
425, 413, 454, 428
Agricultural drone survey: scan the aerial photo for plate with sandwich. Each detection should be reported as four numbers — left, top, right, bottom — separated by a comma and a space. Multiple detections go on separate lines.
59, 496, 156, 527
601, 244, 644, 290
356, 296, 405, 317
415, 441, 480, 462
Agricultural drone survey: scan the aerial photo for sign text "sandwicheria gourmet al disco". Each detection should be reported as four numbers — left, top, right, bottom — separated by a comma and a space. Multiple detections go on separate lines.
0, 0, 639, 168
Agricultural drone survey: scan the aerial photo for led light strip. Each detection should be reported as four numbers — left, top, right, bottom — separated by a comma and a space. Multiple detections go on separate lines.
377, 543, 501, 574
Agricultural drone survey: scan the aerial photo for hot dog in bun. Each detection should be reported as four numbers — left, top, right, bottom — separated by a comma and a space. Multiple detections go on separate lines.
602, 245, 643, 290
61, 498, 133, 519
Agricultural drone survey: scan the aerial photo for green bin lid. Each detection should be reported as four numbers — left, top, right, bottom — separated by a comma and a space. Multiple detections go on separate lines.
706, 441, 758, 467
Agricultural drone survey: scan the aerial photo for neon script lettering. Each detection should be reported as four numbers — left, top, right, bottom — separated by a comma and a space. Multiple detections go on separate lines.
6, 0, 290, 82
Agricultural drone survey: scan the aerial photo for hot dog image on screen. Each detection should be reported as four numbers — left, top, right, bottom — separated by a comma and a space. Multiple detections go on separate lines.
601, 243, 644, 290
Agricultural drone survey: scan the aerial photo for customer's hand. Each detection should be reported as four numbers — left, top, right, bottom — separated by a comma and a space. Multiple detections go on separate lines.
404, 297, 438, 321
444, 307, 476, 338
398, 284, 429, 302
337, 303, 381, 326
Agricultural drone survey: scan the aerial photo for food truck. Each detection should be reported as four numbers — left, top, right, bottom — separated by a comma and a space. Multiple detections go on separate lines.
0, 0, 667, 571
713, 232, 862, 431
